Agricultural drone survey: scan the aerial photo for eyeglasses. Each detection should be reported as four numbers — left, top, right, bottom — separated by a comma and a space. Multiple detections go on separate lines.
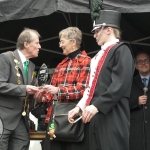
136, 59, 150, 65
59, 39, 74, 46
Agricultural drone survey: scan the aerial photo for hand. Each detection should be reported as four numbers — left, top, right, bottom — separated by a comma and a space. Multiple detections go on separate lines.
42, 85, 59, 94
68, 107, 81, 124
26, 85, 38, 95
82, 105, 98, 123
34, 91, 44, 102
139, 95, 147, 105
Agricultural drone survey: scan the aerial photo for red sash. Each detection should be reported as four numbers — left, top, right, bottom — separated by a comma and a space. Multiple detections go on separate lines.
86, 43, 117, 106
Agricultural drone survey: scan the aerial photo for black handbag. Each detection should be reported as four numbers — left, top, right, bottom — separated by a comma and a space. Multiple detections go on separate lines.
47, 101, 84, 142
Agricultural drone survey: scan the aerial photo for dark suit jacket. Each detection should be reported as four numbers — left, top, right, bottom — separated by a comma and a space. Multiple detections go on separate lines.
130, 74, 150, 150
0, 50, 35, 130
89, 43, 135, 150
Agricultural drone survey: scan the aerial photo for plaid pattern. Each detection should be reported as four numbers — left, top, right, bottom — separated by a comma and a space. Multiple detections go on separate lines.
43, 50, 91, 123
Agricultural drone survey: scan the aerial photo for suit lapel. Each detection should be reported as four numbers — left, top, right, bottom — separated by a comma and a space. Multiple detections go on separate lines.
14, 50, 26, 84
134, 74, 144, 91
147, 76, 150, 94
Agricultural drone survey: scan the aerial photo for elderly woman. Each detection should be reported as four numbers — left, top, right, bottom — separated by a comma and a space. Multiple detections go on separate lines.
35, 27, 91, 150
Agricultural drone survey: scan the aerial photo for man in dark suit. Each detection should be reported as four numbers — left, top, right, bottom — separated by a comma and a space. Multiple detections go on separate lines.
0, 28, 40, 150
68, 10, 135, 150
130, 51, 150, 150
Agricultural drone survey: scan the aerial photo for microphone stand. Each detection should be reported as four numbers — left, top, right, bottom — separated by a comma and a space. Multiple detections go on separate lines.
143, 87, 148, 150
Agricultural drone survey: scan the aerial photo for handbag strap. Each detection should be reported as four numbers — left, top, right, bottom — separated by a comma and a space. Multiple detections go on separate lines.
73, 116, 82, 123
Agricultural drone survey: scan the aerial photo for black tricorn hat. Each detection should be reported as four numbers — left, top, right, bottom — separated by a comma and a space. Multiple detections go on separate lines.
91, 10, 121, 33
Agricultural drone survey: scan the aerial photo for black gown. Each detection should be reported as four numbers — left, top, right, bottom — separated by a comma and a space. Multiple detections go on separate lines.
86, 43, 134, 150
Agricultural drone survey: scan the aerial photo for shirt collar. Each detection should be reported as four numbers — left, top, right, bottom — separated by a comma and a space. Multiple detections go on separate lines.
101, 39, 119, 50
68, 48, 80, 59
141, 75, 150, 80
17, 49, 29, 65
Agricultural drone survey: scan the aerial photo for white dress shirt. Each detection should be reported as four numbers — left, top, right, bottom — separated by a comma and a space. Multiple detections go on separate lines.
17, 49, 29, 67
77, 39, 119, 111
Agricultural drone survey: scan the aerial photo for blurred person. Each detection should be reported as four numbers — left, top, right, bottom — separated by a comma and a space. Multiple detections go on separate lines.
34, 27, 91, 150
68, 10, 135, 150
0, 28, 40, 150
130, 51, 150, 150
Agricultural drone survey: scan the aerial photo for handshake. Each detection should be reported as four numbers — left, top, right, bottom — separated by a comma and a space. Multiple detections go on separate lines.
26, 85, 59, 102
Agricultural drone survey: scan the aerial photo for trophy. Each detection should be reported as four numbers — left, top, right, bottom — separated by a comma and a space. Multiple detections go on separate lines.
37, 63, 49, 87
31, 63, 49, 131
0, 117, 3, 138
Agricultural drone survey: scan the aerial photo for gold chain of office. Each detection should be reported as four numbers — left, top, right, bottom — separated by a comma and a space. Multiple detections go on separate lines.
9, 51, 28, 116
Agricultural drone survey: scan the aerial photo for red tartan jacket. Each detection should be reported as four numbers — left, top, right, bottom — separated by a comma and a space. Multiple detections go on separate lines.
43, 50, 91, 123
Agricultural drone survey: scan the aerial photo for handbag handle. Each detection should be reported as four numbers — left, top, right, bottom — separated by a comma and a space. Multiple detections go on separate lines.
73, 116, 82, 123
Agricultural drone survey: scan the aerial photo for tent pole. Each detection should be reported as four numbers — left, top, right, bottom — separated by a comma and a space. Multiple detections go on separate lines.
131, 36, 150, 43
0, 46, 16, 51
40, 36, 58, 42
0, 38, 16, 44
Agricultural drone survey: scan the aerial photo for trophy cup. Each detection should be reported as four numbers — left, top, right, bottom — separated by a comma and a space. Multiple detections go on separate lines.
37, 63, 49, 87
31, 63, 49, 131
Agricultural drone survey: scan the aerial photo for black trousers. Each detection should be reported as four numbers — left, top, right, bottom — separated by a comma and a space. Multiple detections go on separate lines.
0, 117, 30, 150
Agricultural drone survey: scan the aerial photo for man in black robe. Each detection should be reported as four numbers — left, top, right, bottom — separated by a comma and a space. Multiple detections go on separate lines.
68, 10, 135, 150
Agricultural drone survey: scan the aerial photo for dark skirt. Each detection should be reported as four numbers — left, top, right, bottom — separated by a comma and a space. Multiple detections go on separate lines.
41, 123, 89, 150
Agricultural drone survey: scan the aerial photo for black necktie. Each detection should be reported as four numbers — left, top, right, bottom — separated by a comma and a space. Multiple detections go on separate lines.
142, 78, 147, 87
